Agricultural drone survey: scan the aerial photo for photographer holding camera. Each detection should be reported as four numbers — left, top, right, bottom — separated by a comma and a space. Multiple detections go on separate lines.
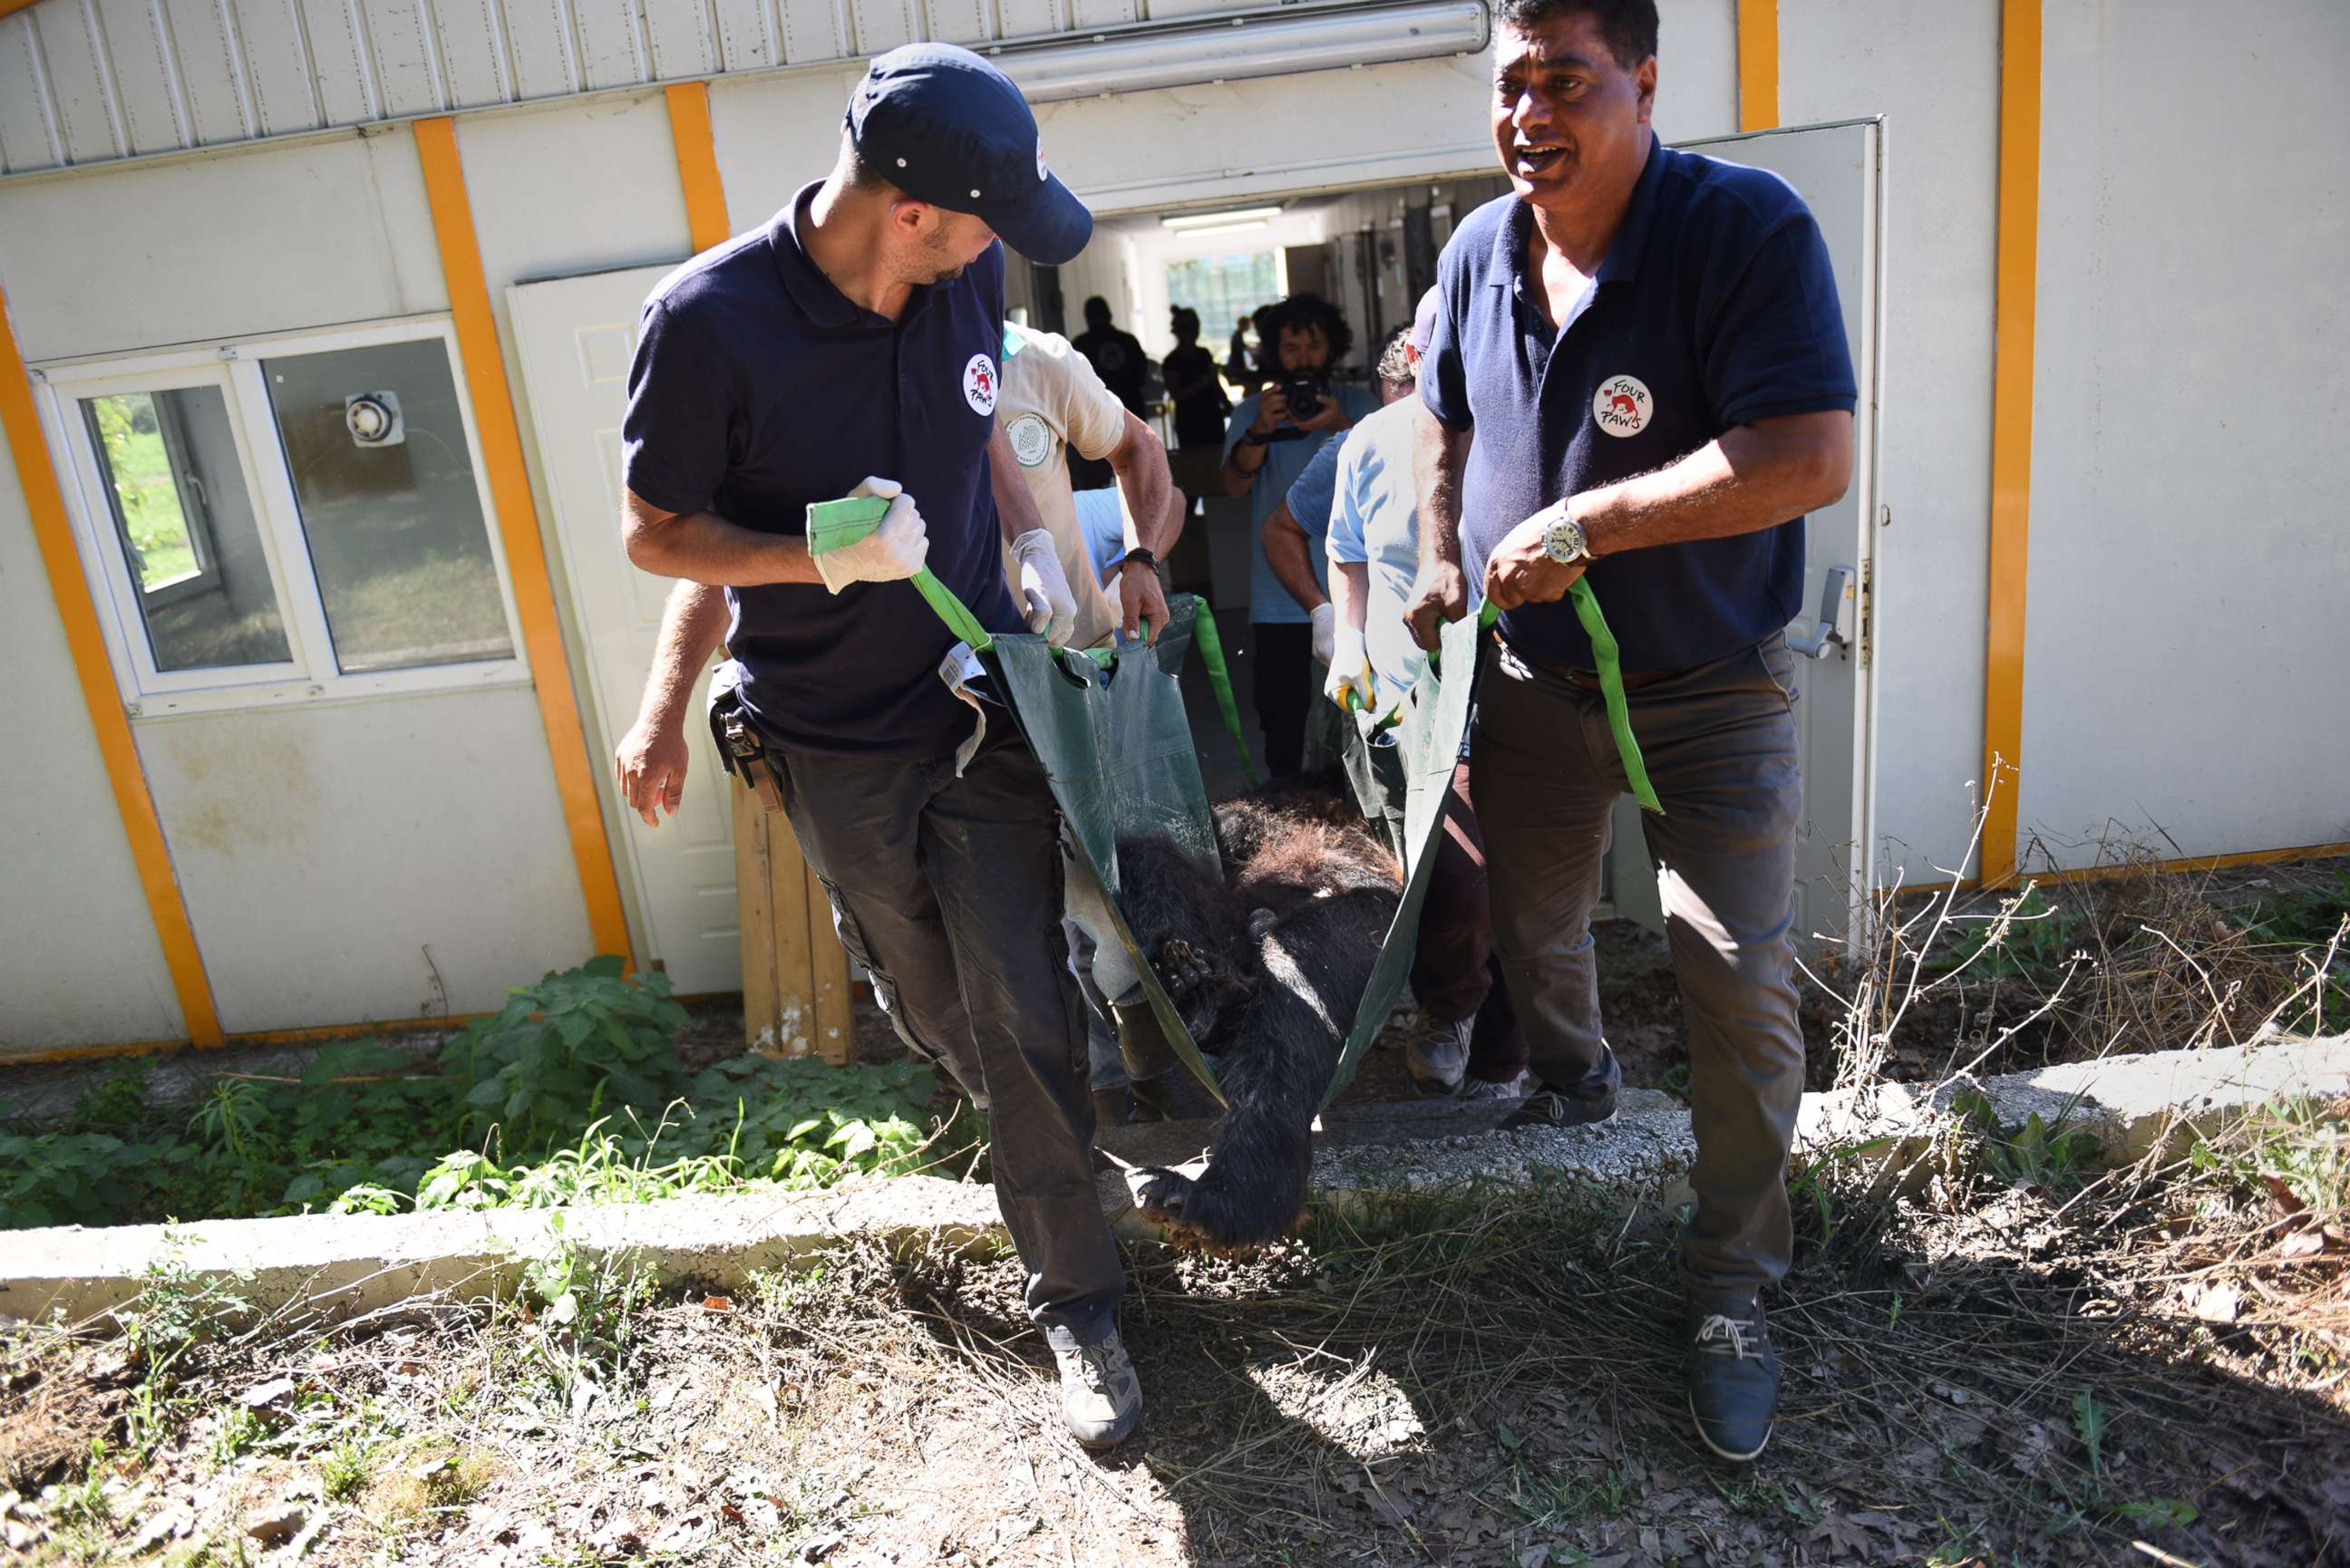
1221, 293, 1378, 776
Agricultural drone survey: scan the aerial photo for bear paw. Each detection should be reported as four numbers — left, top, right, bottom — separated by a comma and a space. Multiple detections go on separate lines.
1134, 1167, 1196, 1224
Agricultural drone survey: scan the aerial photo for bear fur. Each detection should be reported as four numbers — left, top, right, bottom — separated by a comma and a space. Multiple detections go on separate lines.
1116, 773, 1402, 1245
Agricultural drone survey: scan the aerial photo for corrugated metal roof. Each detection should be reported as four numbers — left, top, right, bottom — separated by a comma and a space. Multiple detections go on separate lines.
0, 0, 1280, 175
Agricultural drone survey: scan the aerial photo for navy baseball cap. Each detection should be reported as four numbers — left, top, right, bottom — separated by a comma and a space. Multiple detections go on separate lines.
847, 44, 1093, 266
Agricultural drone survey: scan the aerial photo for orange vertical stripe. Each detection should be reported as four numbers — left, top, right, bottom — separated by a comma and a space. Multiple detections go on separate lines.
1736, 0, 1779, 132
665, 82, 733, 253
0, 287, 225, 1045
1981, 0, 2041, 886
412, 117, 636, 964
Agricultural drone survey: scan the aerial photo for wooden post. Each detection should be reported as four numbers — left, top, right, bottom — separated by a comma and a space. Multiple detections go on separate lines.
734, 785, 855, 1062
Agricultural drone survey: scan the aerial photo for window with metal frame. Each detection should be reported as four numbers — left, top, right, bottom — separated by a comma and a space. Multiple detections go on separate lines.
38, 319, 529, 718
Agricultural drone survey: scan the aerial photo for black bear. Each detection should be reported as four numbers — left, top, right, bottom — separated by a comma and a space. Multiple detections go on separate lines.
1115, 774, 1402, 1245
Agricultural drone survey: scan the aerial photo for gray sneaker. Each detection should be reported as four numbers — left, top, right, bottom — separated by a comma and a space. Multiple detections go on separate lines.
1404, 1018, 1471, 1097
1053, 1330, 1142, 1448
1497, 1044, 1620, 1130
1456, 1071, 1529, 1103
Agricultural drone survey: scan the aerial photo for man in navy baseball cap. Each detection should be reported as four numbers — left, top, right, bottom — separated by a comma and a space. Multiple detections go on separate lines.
849, 43, 1094, 266
617, 39, 1140, 1450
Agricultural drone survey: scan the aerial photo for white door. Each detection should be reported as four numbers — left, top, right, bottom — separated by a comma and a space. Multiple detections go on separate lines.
1607, 119, 1884, 945
509, 264, 744, 993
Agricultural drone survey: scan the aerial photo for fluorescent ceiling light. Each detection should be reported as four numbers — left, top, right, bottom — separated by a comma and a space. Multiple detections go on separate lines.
1173, 220, 1270, 237
1161, 206, 1284, 230
992, 0, 1489, 104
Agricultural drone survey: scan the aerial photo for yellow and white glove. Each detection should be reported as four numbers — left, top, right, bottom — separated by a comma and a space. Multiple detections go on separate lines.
815, 477, 929, 594
1323, 625, 1375, 711
1011, 528, 1077, 648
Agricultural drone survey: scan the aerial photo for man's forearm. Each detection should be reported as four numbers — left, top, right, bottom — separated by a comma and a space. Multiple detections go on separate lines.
1578, 412, 1852, 557
1261, 503, 1326, 611
1222, 440, 1266, 497
1330, 560, 1371, 636
626, 503, 823, 586
1414, 405, 1470, 573
1107, 414, 1174, 555
638, 580, 731, 726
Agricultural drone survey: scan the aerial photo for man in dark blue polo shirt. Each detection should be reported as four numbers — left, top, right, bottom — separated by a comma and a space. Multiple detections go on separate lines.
611, 44, 1141, 1450
1409, 0, 1855, 1462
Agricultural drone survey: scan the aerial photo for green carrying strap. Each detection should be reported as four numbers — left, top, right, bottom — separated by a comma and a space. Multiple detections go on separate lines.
1562, 581, 1662, 814
1354, 589, 1661, 814
1185, 605, 1261, 787
805, 495, 995, 653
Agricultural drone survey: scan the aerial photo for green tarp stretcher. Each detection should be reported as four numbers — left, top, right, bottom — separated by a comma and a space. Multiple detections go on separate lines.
803, 494, 1654, 1110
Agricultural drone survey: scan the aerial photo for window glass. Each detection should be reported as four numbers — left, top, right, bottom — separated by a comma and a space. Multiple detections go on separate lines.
83, 388, 292, 673
262, 340, 514, 673
1167, 252, 1282, 362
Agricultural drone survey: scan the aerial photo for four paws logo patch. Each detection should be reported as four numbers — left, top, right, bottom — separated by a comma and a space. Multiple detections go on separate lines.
1592, 373, 1653, 437
963, 353, 998, 416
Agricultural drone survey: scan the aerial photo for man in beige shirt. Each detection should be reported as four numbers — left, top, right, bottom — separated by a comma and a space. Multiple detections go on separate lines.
997, 321, 1178, 648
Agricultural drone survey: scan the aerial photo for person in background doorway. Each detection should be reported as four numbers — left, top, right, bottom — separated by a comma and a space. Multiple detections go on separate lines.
1161, 306, 1231, 450
1072, 295, 1150, 419
1226, 314, 1259, 393
1282, 296, 1529, 1102
1222, 293, 1377, 777
611, 42, 1142, 1451
1408, 0, 1854, 1463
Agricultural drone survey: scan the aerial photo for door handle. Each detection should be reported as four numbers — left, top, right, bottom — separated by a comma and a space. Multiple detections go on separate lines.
1787, 564, 1856, 661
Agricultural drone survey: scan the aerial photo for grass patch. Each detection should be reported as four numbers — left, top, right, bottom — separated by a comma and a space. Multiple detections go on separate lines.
1, 958, 963, 1232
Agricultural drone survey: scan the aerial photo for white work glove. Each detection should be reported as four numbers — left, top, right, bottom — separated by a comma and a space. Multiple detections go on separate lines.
1323, 625, 1375, 711
814, 477, 928, 594
1010, 528, 1077, 648
1309, 602, 1337, 666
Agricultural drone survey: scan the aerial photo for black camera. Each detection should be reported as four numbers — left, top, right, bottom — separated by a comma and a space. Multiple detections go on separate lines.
1277, 368, 1330, 421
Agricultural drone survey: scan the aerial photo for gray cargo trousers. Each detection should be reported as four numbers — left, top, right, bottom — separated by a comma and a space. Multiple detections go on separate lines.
1471, 631, 1806, 1300
770, 725, 1124, 1348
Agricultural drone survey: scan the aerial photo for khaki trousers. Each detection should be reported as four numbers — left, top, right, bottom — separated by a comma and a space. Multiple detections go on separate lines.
1471, 633, 1806, 1298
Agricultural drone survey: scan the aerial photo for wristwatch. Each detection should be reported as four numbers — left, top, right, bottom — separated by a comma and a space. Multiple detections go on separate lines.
1541, 508, 1593, 566
1119, 547, 1158, 570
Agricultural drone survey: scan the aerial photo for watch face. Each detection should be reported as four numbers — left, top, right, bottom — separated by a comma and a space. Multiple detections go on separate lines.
1544, 517, 1587, 564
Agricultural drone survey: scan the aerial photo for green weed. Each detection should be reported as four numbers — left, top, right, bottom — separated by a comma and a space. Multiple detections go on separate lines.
1952, 1088, 2101, 1193
111, 1241, 255, 1457
1938, 884, 2083, 984
2189, 1096, 2347, 1220
319, 1436, 374, 1500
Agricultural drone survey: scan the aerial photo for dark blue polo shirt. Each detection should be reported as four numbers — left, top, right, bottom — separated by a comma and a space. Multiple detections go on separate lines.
624, 180, 1022, 758
1422, 136, 1855, 673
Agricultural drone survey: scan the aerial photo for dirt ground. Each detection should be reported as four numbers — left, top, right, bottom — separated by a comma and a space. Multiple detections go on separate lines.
8, 1100, 2349, 1568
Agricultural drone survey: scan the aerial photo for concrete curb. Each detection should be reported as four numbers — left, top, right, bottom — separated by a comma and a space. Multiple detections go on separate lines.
5, 1035, 2342, 1331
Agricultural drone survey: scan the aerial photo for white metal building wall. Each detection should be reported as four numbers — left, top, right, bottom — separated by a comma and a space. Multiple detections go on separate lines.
0, 409, 188, 1050
2017, 0, 2350, 868
1782, 0, 2003, 885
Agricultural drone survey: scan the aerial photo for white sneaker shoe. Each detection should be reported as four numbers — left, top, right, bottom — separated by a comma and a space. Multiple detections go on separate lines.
1053, 1329, 1142, 1448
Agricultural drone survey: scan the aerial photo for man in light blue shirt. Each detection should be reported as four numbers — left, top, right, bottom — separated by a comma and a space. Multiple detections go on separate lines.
1220, 293, 1380, 776
1284, 291, 1528, 1105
